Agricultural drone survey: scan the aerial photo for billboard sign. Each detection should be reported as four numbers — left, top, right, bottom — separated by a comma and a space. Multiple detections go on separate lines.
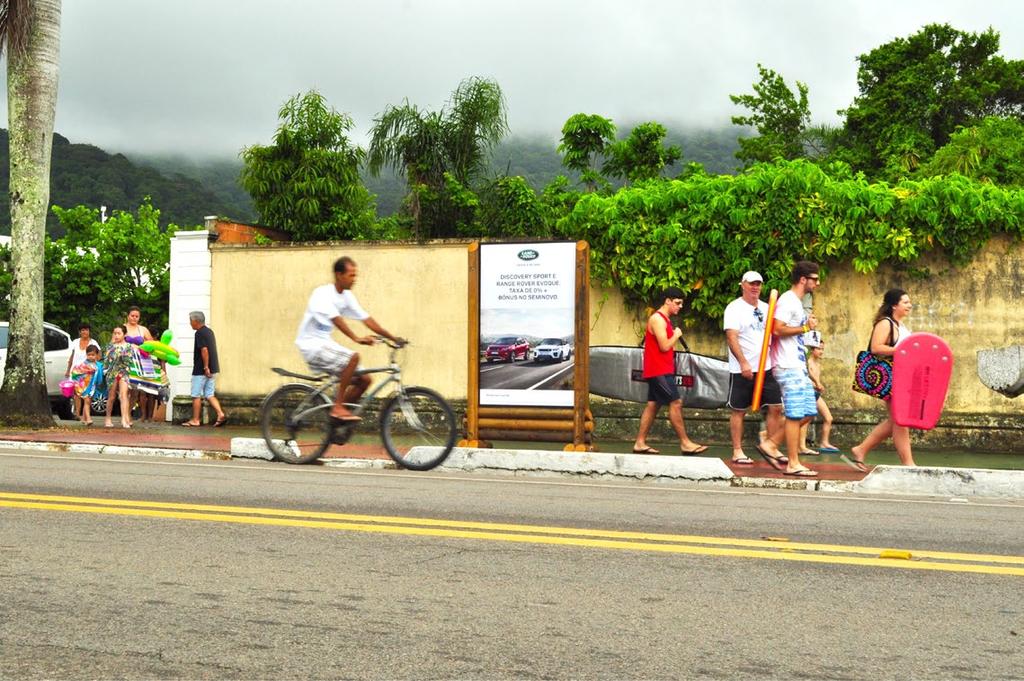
479, 242, 577, 407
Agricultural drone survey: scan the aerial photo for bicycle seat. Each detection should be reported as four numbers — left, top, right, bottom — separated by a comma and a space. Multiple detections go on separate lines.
271, 367, 331, 382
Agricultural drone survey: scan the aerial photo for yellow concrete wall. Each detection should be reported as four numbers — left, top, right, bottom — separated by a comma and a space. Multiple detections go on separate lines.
811, 235, 1024, 414
211, 242, 469, 397
211, 237, 1024, 415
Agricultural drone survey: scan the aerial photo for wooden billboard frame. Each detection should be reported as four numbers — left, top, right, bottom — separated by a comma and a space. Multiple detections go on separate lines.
460, 240, 593, 451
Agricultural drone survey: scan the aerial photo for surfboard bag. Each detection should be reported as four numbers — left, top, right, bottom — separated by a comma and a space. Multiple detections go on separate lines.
589, 344, 730, 409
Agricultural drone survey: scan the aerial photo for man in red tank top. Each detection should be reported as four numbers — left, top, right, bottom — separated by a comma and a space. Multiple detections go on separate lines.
632, 287, 708, 455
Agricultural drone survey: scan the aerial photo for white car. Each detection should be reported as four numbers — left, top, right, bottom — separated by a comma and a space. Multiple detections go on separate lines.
0, 321, 75, 417
533, 337, 572, 363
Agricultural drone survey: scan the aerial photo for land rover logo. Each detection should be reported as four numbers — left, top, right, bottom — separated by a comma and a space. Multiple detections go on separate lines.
518, 249, 539, 261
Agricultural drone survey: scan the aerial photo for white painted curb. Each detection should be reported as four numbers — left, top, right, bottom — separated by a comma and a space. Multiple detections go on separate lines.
231, 441, 735, 479
6, 439, 1024, 499
0, 440, 62, 453
229, 437, 275, 460
857, 465, 1024, 499
429, 447, 735, 481
0, 439, 227, 460
230, 437, 397, 469
321, 458, 398, 470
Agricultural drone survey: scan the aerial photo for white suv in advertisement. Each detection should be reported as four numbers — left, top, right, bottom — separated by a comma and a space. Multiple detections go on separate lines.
0, 321, 74, 417
533, 338, 572, 363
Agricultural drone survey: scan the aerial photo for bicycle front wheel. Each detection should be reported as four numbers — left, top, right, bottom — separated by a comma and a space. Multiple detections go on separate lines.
260, 383, 332, 464
379, 387, 457, 471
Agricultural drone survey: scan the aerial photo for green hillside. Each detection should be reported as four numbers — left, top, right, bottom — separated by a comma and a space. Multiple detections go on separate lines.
129, 152, 257, 224
140, 127, 740, 222
0, 130, 247, 236
0, 125, 740, 236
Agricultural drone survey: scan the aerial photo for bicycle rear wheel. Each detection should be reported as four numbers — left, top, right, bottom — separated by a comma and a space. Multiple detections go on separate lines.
260, 384, 332, 464
379, 387, 457, 471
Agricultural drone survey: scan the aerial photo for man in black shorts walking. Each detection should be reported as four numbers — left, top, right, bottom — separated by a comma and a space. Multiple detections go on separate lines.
632, 287, 707, 456
723, 271, 784, 465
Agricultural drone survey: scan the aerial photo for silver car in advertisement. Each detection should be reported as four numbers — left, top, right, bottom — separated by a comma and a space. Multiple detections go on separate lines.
533, 337, 572, 363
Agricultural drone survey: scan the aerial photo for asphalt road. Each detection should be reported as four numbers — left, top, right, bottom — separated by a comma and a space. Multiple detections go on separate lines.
480, 358, 575, 391
2, 448, 1022, 680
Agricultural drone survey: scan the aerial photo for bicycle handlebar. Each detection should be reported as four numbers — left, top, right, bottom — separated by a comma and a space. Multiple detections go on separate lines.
374, 335, 408, 350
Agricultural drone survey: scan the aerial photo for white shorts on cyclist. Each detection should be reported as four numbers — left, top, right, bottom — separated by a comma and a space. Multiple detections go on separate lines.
301, 341, 354, 375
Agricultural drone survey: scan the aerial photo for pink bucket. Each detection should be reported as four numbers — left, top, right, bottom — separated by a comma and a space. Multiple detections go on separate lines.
59, 379, 75, 398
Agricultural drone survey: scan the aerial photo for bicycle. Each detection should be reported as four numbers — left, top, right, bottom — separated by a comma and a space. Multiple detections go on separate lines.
259, 337, 457, 470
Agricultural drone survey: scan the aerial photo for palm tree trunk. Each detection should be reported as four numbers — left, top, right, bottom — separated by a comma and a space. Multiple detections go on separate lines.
0, 0, 62, 426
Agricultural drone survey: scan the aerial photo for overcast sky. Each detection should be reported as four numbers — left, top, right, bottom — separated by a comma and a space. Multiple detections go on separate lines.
6, 0, 1023, 157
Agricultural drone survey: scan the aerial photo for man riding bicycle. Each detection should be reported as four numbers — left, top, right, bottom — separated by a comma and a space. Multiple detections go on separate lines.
295, 256, 402, 423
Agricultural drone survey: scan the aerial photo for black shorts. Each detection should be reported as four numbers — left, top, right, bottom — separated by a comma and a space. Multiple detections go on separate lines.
727, 372, 782, 410
646, 374, 681, 406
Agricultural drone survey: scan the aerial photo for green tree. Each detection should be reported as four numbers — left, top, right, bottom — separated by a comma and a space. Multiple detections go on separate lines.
440, 172, 481, 237
240, 91, 377, 241
368, 77, 509, 238
0, 200, 181, 340
0, 0, 62, 427
730, 64, 811, 167
838, 24, 1024, 177
477, 175, 546, 238
558, 159, 1024, 322
800, 123, 841, 161
557, 113, 616, 191
56, 201, 176, 333
919, 116, 1024, 186
603, 121, 682, 184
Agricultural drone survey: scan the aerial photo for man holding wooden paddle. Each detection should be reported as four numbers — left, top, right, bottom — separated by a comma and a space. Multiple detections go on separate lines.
756, 261, 820, 477
724, 271, 784, 465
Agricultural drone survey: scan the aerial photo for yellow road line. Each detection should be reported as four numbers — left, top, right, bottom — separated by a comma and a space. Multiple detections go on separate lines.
2, 490, 1022, 565
2, 491, 1022, 565
2, 495, 1023, 576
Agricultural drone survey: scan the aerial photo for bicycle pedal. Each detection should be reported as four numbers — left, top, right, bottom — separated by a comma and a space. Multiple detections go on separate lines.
330, 426, 353, 445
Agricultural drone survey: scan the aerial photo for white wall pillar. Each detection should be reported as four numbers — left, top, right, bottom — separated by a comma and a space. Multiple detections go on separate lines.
167, 231, 213, 420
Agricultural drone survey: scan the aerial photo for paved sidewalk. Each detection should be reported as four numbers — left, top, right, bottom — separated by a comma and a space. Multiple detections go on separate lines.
0, 423, 235, 455
0, 421, 387, 460
6, 420, 1024, 499
0, 419, 869, 481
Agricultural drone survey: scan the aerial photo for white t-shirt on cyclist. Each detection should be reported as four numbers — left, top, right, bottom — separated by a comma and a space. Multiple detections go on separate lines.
295, 284, 369, 360
770, 290, 809, 370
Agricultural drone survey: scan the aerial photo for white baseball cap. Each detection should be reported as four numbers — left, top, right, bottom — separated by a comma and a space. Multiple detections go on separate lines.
741, 271, 763, 283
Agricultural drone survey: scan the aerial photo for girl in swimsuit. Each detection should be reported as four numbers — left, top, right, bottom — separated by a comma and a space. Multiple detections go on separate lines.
104, 325, 135, 428
124, 306, 154, 421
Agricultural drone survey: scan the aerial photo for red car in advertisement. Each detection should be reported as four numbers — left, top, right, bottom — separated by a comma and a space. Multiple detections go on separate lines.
484, 336, 530, 363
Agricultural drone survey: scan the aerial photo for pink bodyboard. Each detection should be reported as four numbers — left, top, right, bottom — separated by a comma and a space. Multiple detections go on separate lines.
890, 333, 953, 430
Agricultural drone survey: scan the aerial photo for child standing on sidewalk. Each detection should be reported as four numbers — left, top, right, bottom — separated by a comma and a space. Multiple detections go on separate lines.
65, 323, 101, 421
804, 332, 839, 454
104, 325, 135, 429
72, 345, 104, 425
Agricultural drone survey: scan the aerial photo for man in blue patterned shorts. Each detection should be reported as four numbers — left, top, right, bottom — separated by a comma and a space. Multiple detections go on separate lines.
756, 260, 819, 477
